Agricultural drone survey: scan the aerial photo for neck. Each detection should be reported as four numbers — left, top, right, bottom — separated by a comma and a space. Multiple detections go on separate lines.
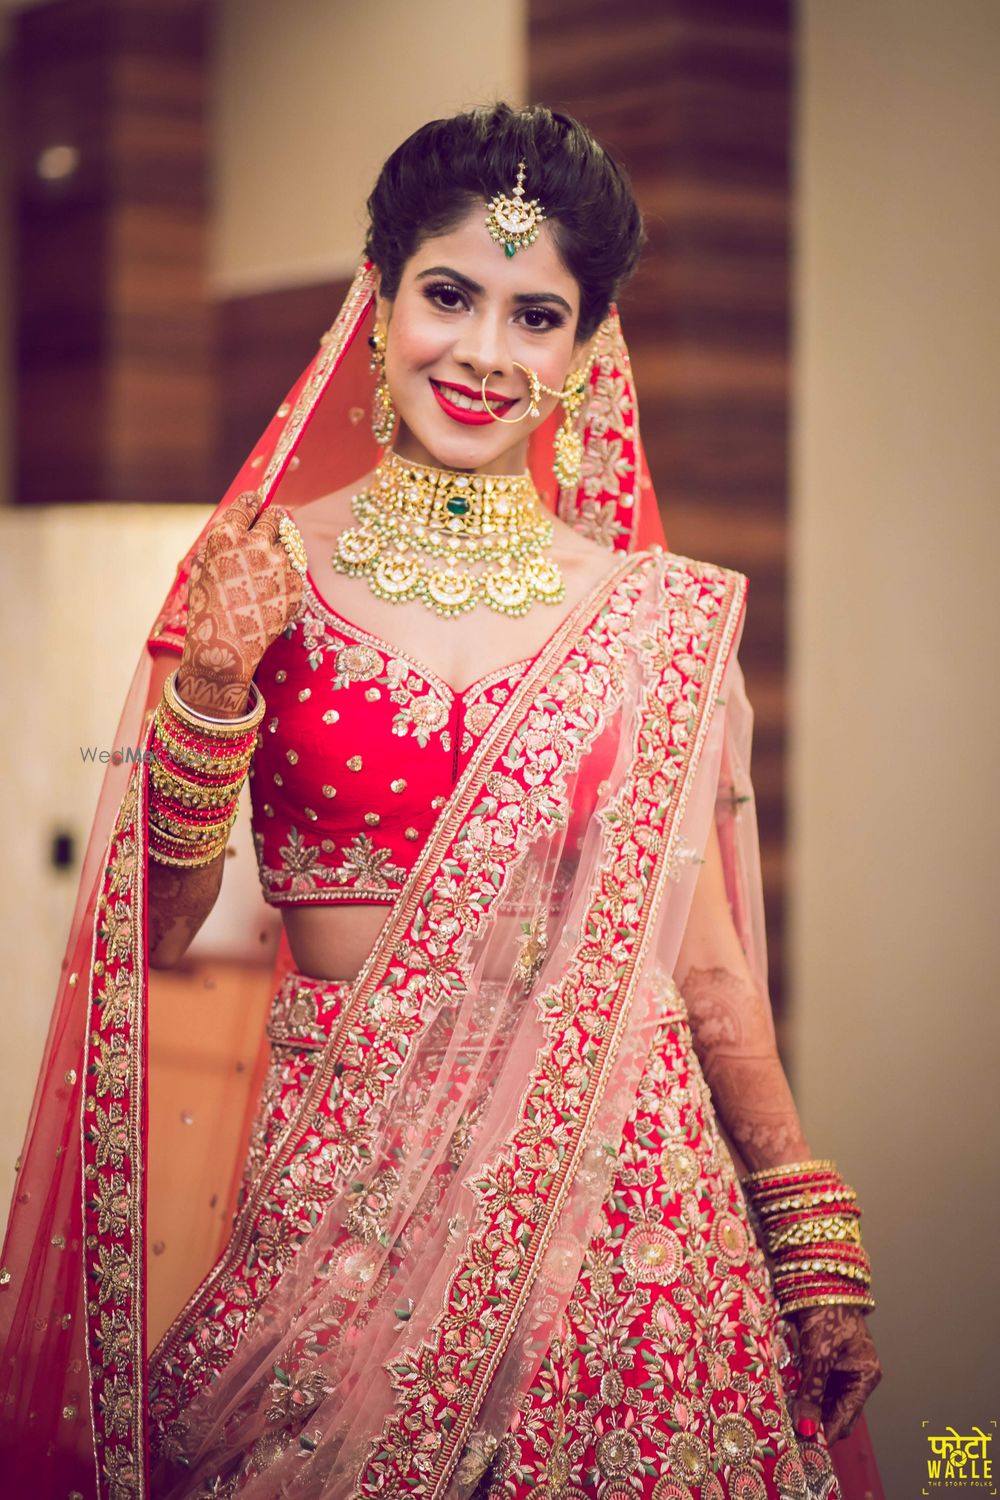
377, 449, 533, 486
391, 423, 530, 477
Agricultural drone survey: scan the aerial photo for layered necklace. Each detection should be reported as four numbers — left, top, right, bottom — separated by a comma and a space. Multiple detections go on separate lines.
331, 450, 565, 618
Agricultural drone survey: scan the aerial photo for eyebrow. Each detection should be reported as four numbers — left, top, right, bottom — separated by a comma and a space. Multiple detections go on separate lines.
415, 265, 574, 315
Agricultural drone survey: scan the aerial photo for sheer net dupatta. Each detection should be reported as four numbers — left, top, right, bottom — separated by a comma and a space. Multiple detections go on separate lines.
147, 553, 748, 1500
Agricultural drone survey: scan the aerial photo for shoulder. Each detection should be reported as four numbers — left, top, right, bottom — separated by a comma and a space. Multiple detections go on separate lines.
630, 545, 749, 612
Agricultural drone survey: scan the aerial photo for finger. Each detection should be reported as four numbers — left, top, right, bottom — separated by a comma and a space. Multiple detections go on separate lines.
823, 1361, 882, 1445
221, 488, 267, 535
252, 506, 285, 548
793, 1351, 834, 1441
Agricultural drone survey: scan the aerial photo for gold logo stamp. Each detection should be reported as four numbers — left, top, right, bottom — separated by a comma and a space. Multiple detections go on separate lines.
922, 1421, 996, 1493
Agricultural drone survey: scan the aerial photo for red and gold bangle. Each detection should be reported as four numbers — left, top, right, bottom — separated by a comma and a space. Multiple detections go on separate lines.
147, 673, 265, 868
741, 1158, 875, 1315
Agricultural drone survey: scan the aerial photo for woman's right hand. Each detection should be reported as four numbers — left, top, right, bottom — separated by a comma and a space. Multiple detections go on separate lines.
177, 489, 304, 717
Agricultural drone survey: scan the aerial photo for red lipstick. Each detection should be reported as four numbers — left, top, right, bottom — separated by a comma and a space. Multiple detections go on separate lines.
430, 379, 518, 427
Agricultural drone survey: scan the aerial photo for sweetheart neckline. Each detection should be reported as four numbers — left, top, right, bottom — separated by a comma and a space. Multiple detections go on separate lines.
301, 553, 638, 700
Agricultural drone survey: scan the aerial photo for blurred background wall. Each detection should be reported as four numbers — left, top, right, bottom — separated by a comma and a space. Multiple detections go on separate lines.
0, 0, 997, 1489
792, 0, 1000, 1487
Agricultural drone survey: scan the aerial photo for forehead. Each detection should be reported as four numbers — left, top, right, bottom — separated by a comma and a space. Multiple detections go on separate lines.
403, 208, 578, 303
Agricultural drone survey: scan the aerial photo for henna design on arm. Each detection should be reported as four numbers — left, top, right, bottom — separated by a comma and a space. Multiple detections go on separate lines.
177, 494, 303, 718
147, 853, 226, 969
678, 964, 811, 1170
145, 499, 302, 961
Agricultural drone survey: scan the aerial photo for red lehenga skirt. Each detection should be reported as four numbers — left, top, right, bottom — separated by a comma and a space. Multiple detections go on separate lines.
148, 971, 848, 1500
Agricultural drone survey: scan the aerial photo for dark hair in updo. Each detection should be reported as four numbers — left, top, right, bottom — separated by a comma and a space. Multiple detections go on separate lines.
365, 103, 644, 342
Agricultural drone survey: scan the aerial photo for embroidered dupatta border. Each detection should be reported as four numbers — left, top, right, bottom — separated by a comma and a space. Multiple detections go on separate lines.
81, 724, 152, 1500
353, 557, 748, 1498
557, 310, 645, 550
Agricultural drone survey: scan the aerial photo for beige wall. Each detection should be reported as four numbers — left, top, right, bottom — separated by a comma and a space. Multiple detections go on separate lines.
792, 0, 1000, 1483
213, 0, 526, 291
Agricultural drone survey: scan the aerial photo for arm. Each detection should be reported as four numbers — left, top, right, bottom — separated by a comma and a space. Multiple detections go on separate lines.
148, 851, 227, 970
146, 492, 303, 969
674, 819, 808, 1171
675, 820, 881, 1445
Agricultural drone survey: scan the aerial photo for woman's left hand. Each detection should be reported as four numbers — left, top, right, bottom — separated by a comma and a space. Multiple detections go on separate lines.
791, 1305, 882, 1445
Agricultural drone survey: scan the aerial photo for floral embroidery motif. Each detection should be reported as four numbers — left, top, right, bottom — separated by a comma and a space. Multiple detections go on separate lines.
255, 826, 408, 899
513, 911, 549, 986
459, 1017, 833, 1498
334, 832, 408, 889
332, 642, 382, 686
81, 763, 148, 1499
558, 310, 643, 545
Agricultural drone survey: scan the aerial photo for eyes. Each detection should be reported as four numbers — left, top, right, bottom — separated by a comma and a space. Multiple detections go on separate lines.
421, 280, 567, 332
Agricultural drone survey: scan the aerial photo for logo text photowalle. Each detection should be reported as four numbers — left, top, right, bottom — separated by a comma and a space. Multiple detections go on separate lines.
923, 1422, 995, 1494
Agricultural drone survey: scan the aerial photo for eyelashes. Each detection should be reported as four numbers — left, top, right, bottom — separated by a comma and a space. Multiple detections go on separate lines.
421, 280, 567, 331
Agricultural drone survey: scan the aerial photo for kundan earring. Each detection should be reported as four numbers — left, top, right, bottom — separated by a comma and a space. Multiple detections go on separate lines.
368, 325, 396, 446
551, 363, 591, 491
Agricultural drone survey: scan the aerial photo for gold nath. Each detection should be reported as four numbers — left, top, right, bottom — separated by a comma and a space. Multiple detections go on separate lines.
331, 450, 565, 618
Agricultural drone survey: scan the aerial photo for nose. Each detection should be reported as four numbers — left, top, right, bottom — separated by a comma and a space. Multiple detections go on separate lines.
450, 308, 511, 386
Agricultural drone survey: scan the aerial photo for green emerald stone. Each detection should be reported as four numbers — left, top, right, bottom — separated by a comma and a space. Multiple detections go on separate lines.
446, 497, 469, 516
504, 242, 517, 258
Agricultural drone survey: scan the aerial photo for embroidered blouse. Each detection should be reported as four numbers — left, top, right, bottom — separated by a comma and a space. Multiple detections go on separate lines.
250, 579, 538, 904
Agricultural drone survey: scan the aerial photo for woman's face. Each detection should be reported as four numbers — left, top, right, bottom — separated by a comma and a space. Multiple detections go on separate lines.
375, 207, 587, 475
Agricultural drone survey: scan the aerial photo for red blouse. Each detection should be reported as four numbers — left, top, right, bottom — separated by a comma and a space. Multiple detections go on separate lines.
250, 578, 543, 905
249, 563, 635, 907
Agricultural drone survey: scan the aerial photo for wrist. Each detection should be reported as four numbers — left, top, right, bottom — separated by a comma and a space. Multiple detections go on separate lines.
147, 672, 265, 868
176, 661, 253, 718
740, 1159, 876, 1317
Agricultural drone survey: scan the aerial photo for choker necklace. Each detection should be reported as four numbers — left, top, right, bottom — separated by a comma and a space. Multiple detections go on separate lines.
331, 451, 566, 618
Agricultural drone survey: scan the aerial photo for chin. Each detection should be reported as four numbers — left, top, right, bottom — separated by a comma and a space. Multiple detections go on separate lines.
398, 416, 525, 475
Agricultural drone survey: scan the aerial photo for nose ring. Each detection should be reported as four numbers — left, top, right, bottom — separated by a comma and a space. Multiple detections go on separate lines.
479, 362, 542, 425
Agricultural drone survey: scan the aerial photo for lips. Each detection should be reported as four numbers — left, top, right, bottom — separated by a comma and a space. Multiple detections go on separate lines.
430, 379, 519, 427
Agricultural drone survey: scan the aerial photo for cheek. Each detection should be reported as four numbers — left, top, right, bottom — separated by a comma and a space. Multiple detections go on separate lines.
386, 310, 447, 381
525, 326, 580, 382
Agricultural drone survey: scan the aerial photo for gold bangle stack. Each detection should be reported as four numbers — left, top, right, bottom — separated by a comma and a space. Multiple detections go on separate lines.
147, 672, 265, 868
740, 1159, 875, 1316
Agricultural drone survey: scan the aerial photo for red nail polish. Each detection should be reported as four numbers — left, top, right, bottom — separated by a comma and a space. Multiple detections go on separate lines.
797, 1417, 818, 1439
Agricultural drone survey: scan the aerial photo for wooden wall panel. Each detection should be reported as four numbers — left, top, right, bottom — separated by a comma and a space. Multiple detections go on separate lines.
529, 0, 794, 1019
13, 0, 213, 506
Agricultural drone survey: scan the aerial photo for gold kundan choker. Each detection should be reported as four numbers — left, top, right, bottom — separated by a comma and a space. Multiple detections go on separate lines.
331, 451, 565, 618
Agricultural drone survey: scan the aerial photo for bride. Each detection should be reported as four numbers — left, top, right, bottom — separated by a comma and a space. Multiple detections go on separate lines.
0, 102, 882, 1499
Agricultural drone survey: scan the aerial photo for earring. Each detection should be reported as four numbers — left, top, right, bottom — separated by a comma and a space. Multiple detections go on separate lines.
551, 363, 590, 492
368, 326, 396, 447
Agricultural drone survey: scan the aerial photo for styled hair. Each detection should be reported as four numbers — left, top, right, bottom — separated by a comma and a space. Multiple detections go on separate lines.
365, 102, 645, 342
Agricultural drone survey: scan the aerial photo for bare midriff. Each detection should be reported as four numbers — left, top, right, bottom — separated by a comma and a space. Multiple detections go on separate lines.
282, 904, 393, 982
281, 902, 535, 985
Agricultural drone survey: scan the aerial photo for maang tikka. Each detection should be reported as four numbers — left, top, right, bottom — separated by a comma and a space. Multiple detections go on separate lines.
485, 160, 545, 258
368, 324, 396, 446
